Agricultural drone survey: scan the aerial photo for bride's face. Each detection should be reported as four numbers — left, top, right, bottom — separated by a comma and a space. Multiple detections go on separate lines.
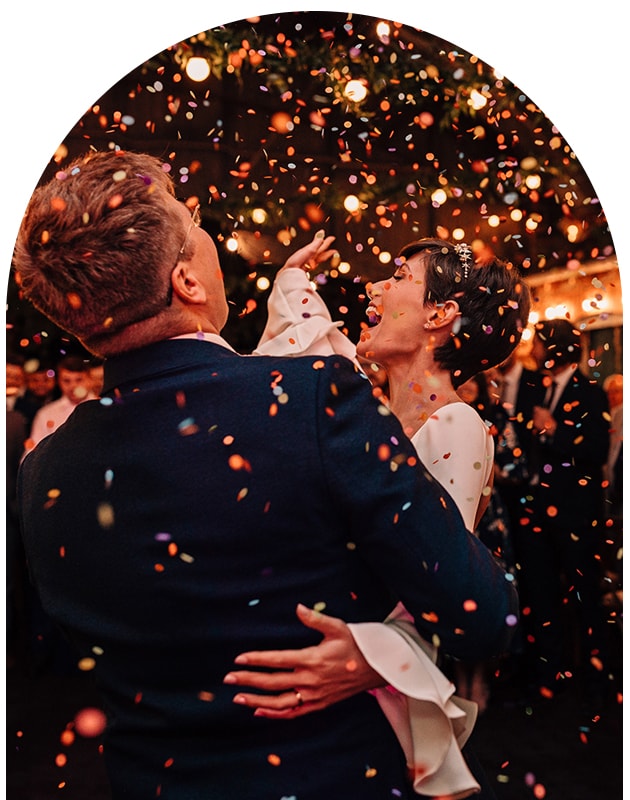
356, 252, 431, 365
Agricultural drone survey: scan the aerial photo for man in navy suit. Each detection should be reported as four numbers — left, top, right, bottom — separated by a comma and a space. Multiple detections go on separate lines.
510, 319, 611, 709
14, 149, 518, 799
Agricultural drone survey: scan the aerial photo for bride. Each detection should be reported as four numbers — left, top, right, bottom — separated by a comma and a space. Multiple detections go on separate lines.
224, 233, 530, 798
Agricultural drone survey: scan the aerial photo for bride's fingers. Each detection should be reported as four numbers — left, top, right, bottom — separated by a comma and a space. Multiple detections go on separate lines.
232, 690, 307, 711
253, 700, 325, 719
224, 669, 298, 692
282, 235, 336, 271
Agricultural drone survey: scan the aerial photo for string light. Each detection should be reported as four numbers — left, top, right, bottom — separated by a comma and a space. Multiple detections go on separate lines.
343, 194, 361, 213
344, 79, 368, 103
184, 56, 211, 82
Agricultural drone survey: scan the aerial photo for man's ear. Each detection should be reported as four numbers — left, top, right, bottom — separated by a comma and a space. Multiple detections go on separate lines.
170, 263, 208, 305
423, 299, 460, 330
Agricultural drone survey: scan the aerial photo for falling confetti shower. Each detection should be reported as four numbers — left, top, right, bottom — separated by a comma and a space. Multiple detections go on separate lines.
6, 10, 620, 361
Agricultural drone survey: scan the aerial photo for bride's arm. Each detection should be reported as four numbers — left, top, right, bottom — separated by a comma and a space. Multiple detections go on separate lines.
253, 234, 357, 362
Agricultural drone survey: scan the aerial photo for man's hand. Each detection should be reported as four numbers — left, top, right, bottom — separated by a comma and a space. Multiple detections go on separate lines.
279, 232, 337, 274
532, 405, 557, 437
223, 603, 385, 718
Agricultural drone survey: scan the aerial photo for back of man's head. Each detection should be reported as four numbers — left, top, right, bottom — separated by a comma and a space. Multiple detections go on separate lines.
13, 150, 185, 356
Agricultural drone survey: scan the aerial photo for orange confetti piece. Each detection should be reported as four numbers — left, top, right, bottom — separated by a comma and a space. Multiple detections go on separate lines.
107, 193, 124, 209
228, 454, 252, 471
60, 730, 75, 746
267, 754, 281, 766
67, 292, 82, 309
377, 444, 391, 461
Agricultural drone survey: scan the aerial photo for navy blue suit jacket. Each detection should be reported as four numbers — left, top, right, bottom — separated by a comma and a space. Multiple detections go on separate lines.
531, 368, 609, 525
18, 339, 518, 799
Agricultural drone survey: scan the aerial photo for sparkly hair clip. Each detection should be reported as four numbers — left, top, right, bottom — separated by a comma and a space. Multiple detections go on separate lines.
454, 243, 473, 279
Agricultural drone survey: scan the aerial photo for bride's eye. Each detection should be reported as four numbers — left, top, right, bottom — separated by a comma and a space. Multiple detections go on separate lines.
392, 271, 404, 281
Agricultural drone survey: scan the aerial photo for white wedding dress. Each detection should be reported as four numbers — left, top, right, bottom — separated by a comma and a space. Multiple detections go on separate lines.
254, 268, 495, 798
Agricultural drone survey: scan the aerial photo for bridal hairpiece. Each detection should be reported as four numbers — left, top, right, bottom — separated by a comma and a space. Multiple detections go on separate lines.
454, 243, 473, 279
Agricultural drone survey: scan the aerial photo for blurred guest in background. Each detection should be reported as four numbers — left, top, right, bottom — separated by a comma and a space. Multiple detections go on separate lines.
6, 407, 28, 663
13, 358, 59, 430
510, 319, 612, 713
603, 373, 623, 517
27, 355, 97, 449
6, 352, 27, 411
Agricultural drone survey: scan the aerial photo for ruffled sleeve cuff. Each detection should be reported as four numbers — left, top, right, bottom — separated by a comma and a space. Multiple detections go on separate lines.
347, 618, 480, 798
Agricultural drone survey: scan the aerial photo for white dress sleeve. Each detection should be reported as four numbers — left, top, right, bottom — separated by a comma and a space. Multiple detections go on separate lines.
253, 268, 357, 362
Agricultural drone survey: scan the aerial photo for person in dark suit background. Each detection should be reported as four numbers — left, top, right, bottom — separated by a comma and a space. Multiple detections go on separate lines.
13, 357, 59, 431
509, 318, 612, 711
13, 149, 518, 800
6, 408, 28, 662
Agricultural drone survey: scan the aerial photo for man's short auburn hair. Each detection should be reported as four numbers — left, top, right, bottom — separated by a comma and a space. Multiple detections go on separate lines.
14, 150, 186, 352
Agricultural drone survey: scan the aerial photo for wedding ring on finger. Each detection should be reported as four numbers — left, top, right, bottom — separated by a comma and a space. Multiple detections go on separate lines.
293, 690, 304, 707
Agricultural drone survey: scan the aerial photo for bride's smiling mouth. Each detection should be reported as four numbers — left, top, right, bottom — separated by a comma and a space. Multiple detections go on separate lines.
365, 304, 382, 325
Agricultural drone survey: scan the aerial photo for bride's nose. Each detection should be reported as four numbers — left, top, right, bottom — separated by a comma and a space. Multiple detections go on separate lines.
366, 280, 382, 300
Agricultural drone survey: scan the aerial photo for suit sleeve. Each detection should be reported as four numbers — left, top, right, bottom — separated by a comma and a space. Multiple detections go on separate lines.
314, 356, 519, 662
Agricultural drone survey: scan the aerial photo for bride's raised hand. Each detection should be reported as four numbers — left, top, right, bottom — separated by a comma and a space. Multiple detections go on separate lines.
279, 231, 336, 274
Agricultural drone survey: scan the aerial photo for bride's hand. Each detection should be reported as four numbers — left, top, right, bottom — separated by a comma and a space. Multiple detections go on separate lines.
279, 232, 336, 274
223, 603, 385, 719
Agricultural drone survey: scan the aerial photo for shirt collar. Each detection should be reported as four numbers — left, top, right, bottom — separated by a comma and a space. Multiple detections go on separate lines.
169, 331, 237, 352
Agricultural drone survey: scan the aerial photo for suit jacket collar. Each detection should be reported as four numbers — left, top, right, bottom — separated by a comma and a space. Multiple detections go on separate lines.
101, 338, 238, 396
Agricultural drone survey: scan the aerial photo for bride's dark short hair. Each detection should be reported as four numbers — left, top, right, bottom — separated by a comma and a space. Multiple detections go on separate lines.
397, 239, 531, 388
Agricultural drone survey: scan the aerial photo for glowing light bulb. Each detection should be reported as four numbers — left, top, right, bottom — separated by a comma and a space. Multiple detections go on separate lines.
344, 80, 368, 103
566, 223, 580, 243
468, 89, 487, 110
525, 174, 541, 190
376, 21, 391, 40
431, 188, 447, 206
226, 238, 239, 253
344, 194, 361, 213
185, 56, 211, 82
